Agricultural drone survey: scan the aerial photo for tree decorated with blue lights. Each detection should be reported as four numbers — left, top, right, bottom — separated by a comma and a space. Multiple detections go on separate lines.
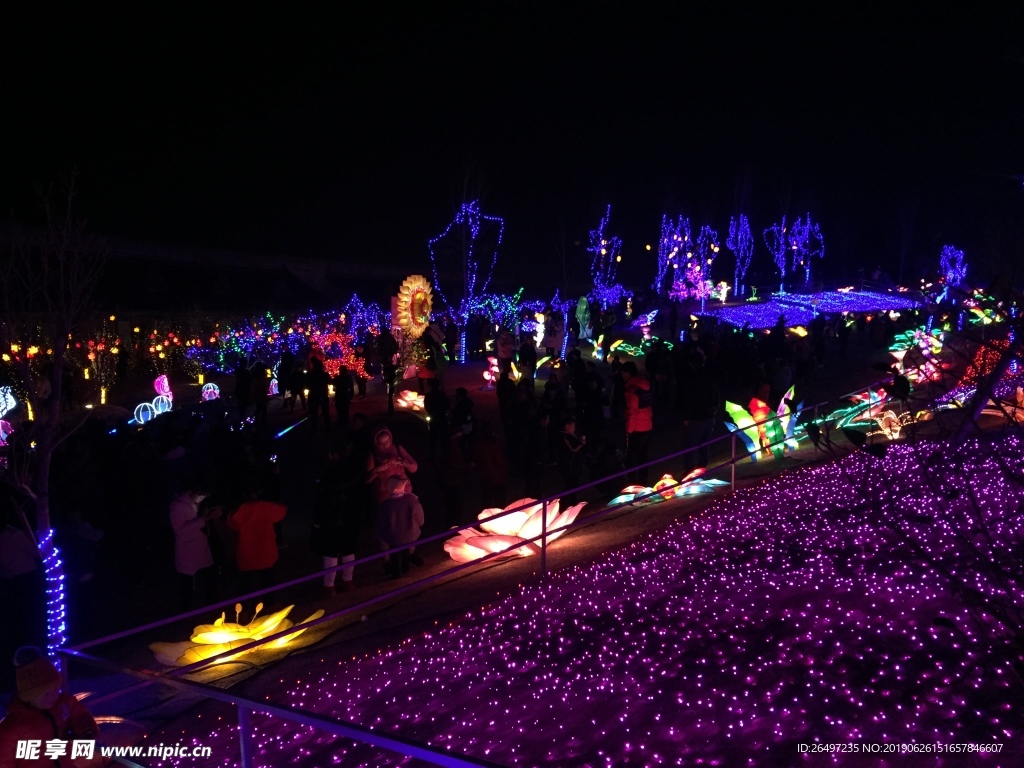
653, 215, 691, 296
428, 201, 505, 361
763, 216, 790, 293
727, 214, 754, 297
694, 225, 721, 311
789, 214, 825, 286
588, 205, 629, 309
938, 244, 967, 303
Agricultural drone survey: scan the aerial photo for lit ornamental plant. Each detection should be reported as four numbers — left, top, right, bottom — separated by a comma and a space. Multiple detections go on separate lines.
609, 469, 729, 506
150, 603, 324, 667
444, 498, 587, 563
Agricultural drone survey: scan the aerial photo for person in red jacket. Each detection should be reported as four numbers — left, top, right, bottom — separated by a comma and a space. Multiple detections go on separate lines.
228, 488, 286, 596
621, 361, 653, 485
0, 647, 99, 768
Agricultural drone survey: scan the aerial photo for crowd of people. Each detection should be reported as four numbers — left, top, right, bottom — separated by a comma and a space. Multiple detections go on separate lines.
1, 292, 925, 726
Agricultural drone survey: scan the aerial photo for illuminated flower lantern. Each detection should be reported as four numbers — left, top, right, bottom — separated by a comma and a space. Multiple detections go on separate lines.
134, 403, 156, 424
0, 420, 12, 446
268, 378, 279, 396
395, 390, 424, 411
396, 274, 433, 340
152, 396, 172, 415
150, 602, 325, 667
154, 374, 172, 402
609, 469, 728, 505
201, 383, 221, 401
0, 386, 16, 419
444, 498, 586, 563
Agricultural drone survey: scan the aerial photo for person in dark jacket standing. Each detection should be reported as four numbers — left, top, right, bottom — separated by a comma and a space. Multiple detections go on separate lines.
555, 416, 586, 505
310, 439, 363, 594
307, 357, 331, 434
332, 365, 355, 429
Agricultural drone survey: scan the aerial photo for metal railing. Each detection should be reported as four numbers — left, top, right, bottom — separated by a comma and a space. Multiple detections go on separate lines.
62, 374, 910, 767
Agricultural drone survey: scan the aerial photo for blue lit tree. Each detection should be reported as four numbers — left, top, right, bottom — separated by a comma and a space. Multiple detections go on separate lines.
690, 225, 720, 311
727, 214, 754, 297
763, 217, 790, 293
938, 245, 967, 303
588, 205, 629, 309
653, 215, 691, 295
428, 201, 505, 362
789, 214, 825, 286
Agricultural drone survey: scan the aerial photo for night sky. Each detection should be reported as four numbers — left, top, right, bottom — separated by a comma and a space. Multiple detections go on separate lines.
3, 5, 1023, 290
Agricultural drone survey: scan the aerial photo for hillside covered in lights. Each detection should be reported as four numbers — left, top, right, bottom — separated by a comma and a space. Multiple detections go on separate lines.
157, 438, 1024, 766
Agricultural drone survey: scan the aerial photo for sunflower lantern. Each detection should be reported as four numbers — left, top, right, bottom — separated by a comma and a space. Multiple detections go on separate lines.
396, 275, 433, 339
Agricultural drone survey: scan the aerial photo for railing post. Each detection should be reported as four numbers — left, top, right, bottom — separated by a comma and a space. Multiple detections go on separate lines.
730, 432, 736, 488
238, 705, 254, 768
540, 499, 548, 579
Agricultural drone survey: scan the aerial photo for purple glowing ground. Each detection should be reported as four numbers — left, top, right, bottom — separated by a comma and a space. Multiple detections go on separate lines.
702, 292, 921, 330
155, 440, 1024, 766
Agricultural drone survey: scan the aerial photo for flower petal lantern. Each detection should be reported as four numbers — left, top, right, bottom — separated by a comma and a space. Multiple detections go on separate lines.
608, 469, 729, 506
201, 383, 221, 401
444, 498, 587, 563
0, 420, 12, 446
150, 603, 325, 667
396, 274, 433, 339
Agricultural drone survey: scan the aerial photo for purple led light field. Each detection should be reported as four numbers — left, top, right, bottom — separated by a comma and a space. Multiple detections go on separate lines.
152, 440, 1024, 766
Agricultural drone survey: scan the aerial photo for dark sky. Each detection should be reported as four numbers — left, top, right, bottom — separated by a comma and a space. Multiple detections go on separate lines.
3, 4, 1024, 289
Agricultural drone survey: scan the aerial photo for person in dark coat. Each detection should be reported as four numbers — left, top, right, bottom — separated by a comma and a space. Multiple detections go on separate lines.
310, 439, 363, 594
424, 379, 450, 461
475, 422, 508, 509
332, 365, 355, 429
307, 357, 331, 434
555, 416, 586, 505
234, 360, 252, 420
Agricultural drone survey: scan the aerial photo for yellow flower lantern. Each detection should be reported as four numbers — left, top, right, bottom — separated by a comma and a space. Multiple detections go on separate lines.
396, 274, 433, 339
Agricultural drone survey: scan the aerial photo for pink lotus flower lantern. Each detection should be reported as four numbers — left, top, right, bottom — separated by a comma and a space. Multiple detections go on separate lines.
444, 497, 586, 563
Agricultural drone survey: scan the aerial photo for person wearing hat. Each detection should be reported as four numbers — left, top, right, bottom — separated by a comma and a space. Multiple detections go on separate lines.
0, 647, 98, 767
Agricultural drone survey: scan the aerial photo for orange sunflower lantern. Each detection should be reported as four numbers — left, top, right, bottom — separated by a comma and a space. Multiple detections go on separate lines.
396, 274, 433, 339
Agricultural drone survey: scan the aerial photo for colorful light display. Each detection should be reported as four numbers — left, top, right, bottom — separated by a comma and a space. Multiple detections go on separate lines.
763, 216, 790, 292
789, 214, 825, 285
0, 386, 16, 419
653, 215, 691, 294
200, 383, 221, 401
724, 386, 802, 459
39, 528, 67, 664
727, 214, 754, 297
608, 469, 728, 505
588, 205, 630, 309
395, 390, 425, 412
428, 201, 505, 362
395, 275, 433, 340
444, 498, 587, 563
150, 603, 325, 667
152, 438, 1024, 766
938, 244, 968, 301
